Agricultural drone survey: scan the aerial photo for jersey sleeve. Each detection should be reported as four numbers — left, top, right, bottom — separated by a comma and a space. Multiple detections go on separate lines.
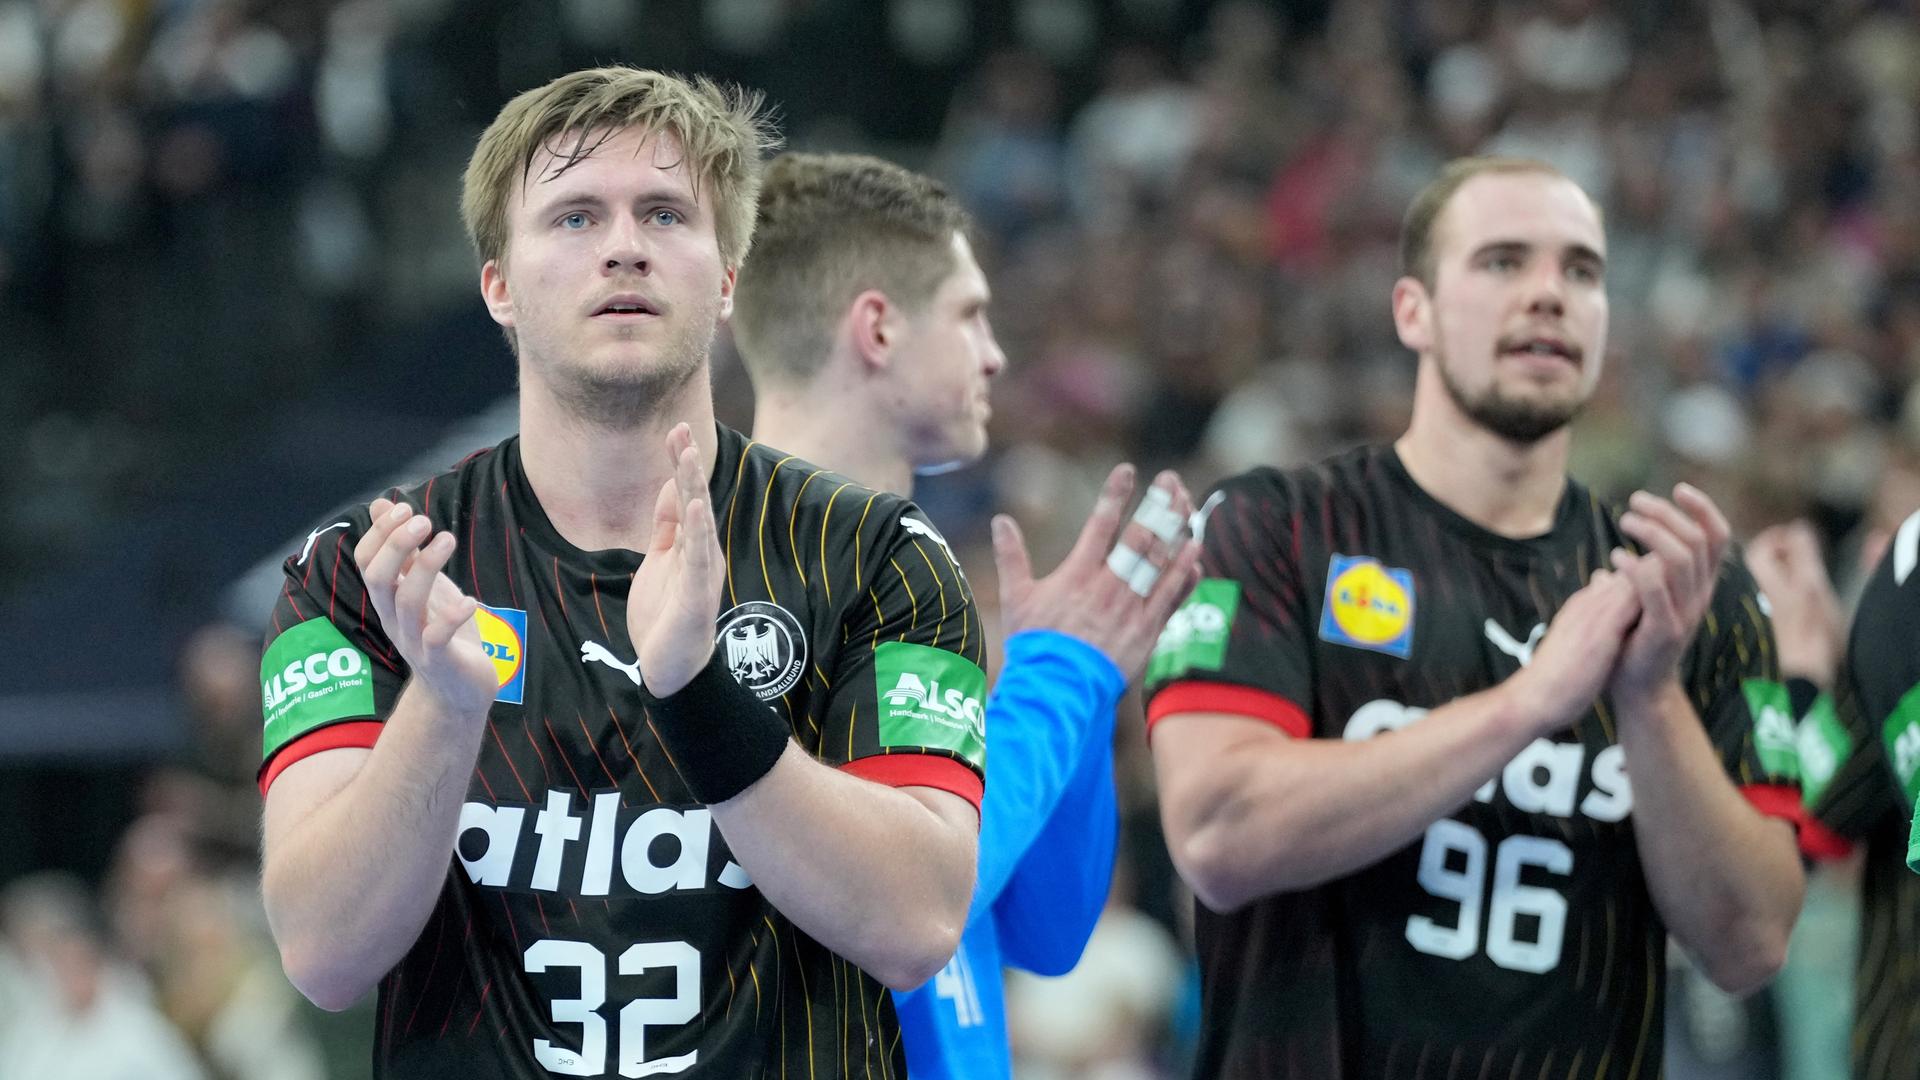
1683, 552, 1803, 825
978, 630, 1124, 975
818, 504, 988, 809
257, 506, 410, 794
1144, 473, 1313, 737
1807, 521, 1920, 858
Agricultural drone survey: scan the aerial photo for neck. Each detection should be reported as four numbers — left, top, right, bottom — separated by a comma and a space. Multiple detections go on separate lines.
1394, 364, 1572, 539
517, 363, 719, 553
752, 378, 914, 496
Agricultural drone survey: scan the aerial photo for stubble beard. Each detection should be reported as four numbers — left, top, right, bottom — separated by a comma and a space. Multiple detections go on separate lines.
1436, 343, 1587, 445
541, 303, 720, 430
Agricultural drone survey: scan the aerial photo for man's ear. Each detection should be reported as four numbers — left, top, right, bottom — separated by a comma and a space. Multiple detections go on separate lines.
717, 265, 737, 323
847, 289, 899, 373
1391, 276, 1433, 355
481, 260, 515, 329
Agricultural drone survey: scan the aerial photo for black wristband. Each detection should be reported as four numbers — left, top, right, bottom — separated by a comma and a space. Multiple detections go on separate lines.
1785, 675, 1825, 718
641, 652, 790, 804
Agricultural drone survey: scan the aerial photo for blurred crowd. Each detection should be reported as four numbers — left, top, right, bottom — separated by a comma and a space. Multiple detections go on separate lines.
10, 0, 1920, 1076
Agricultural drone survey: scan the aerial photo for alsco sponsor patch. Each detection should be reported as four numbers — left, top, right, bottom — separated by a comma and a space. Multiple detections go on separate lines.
1318, 555, 1415, 658
475, 604, 528, 705
1741, 678, 1802, 780
1796, 692, 1850, 807
1883, 683, 1920, 809
262, 618, 375, 755
874, 642, 986, 770
1148, 578, 1241, 683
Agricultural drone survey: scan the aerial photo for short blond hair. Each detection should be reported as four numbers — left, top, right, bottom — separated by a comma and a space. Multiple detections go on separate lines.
461, 66, 780, 270
732, 152, 972, 384
1401, 157, 1596, 287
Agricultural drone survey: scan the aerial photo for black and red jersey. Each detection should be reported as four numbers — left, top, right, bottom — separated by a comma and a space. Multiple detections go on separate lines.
1144, 444, 1800, 1080
1797, 509, 1920, 1080
258, 423, 986, 1080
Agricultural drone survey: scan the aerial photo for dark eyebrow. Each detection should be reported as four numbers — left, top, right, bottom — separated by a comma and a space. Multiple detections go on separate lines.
1470, 240, 1607, 271
1565, 244, 1606, 271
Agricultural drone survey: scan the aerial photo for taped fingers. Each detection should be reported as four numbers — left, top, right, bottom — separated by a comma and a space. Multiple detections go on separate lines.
1107, 474, 1194, 597
1131, 485, 1187, 545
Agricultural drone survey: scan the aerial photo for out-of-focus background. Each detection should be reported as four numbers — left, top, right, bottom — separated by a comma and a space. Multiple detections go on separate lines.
1, 0, 1907, 1075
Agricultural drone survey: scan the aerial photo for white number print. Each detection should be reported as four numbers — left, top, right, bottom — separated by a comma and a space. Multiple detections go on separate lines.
933, 949, 984, 1029
1405, 821, 1571, 973
523, 939, 701, 1077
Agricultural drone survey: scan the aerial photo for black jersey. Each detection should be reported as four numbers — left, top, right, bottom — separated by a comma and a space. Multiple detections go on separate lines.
1143, 445, 1798, 1080
1798, 509, 1920, 1080
257, 424, 986, 1080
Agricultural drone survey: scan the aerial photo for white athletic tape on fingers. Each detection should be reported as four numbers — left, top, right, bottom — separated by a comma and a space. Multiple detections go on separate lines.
1132, 486, 1186, 544
1107, 544, 1145, 581
1127, 559, 1162, 597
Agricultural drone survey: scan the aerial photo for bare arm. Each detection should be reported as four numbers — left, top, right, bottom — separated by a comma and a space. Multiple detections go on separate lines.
1611, 486, 1805, 994
261, 690, 487, 1010
1613, 681, 1802, 995
626, 425, 978, 990
262, 499, 500, 1010
1154, 571, 1642, 912
709, 754, 976, 989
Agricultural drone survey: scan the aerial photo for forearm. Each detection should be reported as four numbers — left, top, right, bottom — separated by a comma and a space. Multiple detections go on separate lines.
1164, 684, 1537, 910
993, 743, 1117, 974
708, 743, 977, 989
973, 632, 1122, 911
262, 686, 488, 1009
1617, 681, 1804, 994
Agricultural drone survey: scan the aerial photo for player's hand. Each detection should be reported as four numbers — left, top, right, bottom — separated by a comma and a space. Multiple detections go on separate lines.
626, 424, 726, 697
992, 464, 1203, 683
1745, 520, 1843, 687
1608, 484, 1731, 704
354, 497, 496, 720
1504, 568, 1642, 734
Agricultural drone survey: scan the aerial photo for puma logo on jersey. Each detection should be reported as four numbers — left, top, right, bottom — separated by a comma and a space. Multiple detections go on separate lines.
298, 522, 351, 565
580, 641, 643, 687
901, 516, 962, 570
458, 791, 752, 896
1484, 619, 1545, 668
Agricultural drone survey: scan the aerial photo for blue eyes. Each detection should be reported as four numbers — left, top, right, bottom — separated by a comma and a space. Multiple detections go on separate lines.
556, 209, 682, 230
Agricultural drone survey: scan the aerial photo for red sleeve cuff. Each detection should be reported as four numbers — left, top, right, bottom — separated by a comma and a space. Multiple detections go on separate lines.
1741, 783, 1853, 860
258, 721, 383, 796
839, 754, 982, 811
1146, 681, 1310, 739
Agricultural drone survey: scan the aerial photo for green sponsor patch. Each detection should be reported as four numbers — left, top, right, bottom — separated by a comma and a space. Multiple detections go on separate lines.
1741, 679, 1800, 780
1147, 579, 1241, 684
1909, 811, 1920, 874
261, 618, 376, 757
1796, 692, 1851, 808
1883, 684, 1920, 808
874, 641, 986, 770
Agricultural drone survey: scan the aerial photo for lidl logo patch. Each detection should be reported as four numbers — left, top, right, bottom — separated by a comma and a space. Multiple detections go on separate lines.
874, 641, 986, 770
475, 604, 528, 705
1319, 555, 1414, 658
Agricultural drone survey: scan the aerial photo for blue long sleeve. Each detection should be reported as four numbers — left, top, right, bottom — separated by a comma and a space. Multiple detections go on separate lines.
896, 629, 1125, 1080
992, 721, 1119, 974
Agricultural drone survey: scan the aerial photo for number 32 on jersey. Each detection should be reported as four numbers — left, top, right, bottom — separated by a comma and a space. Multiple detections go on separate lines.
524, 939, 700, 1077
